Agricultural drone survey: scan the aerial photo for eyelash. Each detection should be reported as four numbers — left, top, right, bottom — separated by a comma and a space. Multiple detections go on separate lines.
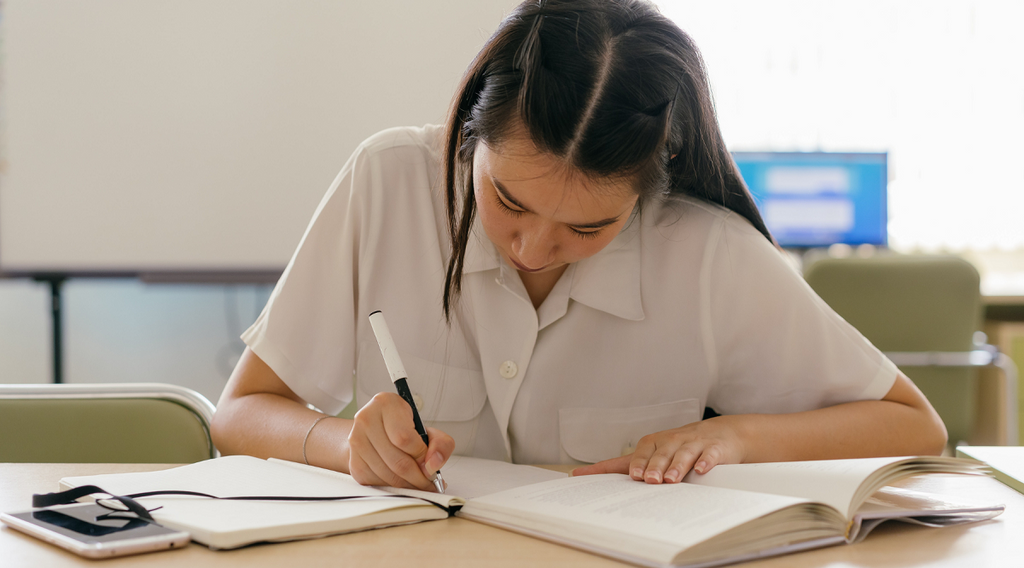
494, 193, 524, 218
570, 227, 602, 240
494, 193, 603, 240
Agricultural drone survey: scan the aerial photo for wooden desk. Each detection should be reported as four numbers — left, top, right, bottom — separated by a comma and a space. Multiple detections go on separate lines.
2, 463, 1023, 567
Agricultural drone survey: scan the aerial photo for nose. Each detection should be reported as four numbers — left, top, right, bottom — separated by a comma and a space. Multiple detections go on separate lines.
512, 224, 556, 270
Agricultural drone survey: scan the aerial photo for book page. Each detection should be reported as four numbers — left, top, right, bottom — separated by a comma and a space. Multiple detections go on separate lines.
434, 455, 568, 499
681, 457, 912, 517
60, 456, 446, 548
379, 455, 568, 504
62, 456, 392, 499
461, 473, 813, 565
274, 455, 565, 504
846, 485, 1004, 543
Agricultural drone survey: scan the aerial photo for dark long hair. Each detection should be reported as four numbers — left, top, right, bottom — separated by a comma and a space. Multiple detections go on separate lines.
442, 0, 773, 319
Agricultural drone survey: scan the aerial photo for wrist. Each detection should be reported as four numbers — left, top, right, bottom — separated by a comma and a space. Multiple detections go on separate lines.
302, 415, 330, 465
303, 416, 354, 473
712, 413, 754, 464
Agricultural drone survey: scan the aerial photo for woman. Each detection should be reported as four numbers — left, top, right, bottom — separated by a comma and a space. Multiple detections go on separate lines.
211, 0, 946, 492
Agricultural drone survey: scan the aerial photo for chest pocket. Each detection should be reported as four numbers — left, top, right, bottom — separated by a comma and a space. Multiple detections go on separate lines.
558, 399, 702, 464
355, 342, 488, 455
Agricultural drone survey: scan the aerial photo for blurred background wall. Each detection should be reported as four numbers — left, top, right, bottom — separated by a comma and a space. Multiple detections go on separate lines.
2, 0, 1022, 422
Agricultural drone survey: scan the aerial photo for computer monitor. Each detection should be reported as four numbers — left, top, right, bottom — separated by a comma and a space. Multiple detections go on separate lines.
731, 152, 888, 248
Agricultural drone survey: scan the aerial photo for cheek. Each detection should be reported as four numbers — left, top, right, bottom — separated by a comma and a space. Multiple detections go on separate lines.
474, 193, 514, 244
559, 214, 633, 262
561, 234, 616, 262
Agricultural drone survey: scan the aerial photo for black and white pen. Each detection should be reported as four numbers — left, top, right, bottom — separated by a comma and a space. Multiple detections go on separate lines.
367, 310, 445, 494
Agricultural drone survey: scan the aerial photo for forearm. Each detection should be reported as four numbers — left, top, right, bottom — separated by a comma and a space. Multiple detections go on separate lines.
729, 400, 945, 462
211, 392, 353, 473
731, 374, 948, 463
210, 347, 354, 473
212, 348, 454, 491
574, 373, 947, 481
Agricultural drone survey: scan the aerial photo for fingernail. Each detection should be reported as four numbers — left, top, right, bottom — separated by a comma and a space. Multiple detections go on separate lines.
645, 470, 661, 483
695, 461, 707, 474
425, 452, 442, 472
631, 468, 643, 479
664, 469, 679, 483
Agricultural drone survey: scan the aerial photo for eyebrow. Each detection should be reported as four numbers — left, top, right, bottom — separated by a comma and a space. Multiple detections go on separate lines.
492, 179, 626, 230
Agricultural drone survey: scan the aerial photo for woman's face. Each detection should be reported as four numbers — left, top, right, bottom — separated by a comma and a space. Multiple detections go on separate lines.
473, 133, 639, 275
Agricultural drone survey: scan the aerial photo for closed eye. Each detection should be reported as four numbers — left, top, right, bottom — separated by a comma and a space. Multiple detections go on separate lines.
494, 193, 524, 217
491, 178, 624, 240
569, 227, 602, 239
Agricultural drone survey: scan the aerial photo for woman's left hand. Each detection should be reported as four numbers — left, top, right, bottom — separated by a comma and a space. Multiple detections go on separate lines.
571, 416, 748, 483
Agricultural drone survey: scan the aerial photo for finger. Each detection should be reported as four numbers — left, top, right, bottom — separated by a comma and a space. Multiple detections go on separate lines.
692, 445, 723, 475
370, 433, 435, 490
352, 424, 421, 489
351, 398, 432, 490
572, 455, 631, 477
380, 402, 431, 459
423, 427, 455, 476
643, 441, 684, 484
375, 395, 445, 490
347, 449, 390, 487
663, 443, 704, 483
366, 418, 435, 491
628, 438, 658, 481
348, 425, 416, 488
346, 413, 389, 486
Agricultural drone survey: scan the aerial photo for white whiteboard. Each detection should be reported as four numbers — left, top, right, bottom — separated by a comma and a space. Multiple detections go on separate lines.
0, 0, 518, 276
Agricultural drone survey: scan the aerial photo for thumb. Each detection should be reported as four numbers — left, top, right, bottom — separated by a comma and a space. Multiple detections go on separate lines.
422, 426, 455, 474
571, 454, 631, 477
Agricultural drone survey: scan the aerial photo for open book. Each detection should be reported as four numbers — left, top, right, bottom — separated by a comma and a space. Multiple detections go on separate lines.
56, 456, 1002, 567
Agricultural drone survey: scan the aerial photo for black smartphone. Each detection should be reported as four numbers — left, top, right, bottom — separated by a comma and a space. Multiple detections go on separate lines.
1, 502, 190, 559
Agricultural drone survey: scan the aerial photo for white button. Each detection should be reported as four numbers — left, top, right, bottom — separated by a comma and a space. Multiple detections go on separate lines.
499, 360, 518, 379
412, 393, 424, 410
621, 443, 636, 457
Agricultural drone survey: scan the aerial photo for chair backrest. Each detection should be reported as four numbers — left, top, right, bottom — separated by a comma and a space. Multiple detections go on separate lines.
0, 383, 216, 463
804, 254, 982, 445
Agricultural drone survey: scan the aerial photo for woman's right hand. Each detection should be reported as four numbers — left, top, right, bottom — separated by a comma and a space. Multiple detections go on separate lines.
347, 392, 455, 491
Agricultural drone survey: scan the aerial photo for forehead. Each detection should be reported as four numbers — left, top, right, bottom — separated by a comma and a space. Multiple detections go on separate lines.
475, 133, 636, 212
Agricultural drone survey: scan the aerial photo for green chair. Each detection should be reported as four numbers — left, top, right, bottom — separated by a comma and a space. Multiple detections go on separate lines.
0, 383, 217, 463
804, 254, 1018, 446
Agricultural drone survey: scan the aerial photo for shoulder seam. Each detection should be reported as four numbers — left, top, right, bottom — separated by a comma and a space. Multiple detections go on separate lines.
357, 125, 440, 158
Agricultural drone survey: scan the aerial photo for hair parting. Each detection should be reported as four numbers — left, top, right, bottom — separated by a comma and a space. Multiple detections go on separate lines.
442, 0, 773, 321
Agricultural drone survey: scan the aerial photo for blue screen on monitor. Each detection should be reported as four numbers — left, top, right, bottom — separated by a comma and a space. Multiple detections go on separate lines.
732, 152, 888, 248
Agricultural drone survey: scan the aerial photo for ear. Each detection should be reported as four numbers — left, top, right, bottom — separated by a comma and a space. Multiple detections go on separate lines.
670, 154, 678, 160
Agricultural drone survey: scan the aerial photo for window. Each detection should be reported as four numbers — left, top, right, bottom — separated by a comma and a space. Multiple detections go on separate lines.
657, 0, 1024, 252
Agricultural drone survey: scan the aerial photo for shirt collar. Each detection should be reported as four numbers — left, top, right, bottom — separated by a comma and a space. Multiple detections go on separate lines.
568, 210, 645, 321
460, 209, 645, 322
462, 215, 500, 274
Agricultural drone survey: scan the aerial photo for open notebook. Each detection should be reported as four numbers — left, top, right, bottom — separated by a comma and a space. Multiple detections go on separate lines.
54, 455, 1003, 568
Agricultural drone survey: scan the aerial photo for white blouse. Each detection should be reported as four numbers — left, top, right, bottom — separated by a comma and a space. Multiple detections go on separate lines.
242, 124, 898, 465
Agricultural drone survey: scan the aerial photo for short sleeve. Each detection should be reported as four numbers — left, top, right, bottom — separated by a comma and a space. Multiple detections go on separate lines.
240, 146, 369, 415
704, 216, 898, 415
